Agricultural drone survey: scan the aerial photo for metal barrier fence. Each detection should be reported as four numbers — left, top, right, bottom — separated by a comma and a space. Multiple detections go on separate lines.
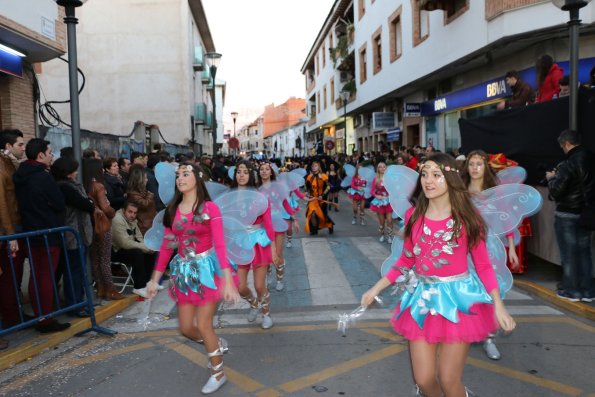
0, 226, 115, 337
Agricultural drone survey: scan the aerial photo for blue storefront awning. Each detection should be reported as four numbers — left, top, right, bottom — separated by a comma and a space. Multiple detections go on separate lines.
421, 57, 595, 117
0, 47, 23, 78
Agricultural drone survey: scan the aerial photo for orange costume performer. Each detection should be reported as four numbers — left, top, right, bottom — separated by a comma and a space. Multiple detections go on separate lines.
305, 171, 334, 235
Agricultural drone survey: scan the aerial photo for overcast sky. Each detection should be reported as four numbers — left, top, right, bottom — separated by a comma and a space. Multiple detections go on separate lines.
202, 0, 335, 133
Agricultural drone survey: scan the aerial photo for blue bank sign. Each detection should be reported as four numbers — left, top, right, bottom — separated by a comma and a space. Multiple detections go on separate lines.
386, 128, 401, 142
421, 77, 510, 116
0, 47, 23, 78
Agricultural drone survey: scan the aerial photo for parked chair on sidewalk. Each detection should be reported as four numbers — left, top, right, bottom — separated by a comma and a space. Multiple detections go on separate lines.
110, 261, 134, 294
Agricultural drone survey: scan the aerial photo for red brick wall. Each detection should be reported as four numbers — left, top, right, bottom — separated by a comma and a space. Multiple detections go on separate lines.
263, 98, 306, 138
485, 0, 547, 21
0, 73, 36, 140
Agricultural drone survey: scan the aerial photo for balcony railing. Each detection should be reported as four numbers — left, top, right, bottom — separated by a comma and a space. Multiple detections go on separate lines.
194, 103, 206, 124
193, 46, 204, 71
201, 68, 210, 83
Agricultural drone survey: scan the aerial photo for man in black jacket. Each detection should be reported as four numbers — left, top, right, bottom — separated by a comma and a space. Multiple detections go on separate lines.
547, 129, 595, 302
13, 138, 70, 333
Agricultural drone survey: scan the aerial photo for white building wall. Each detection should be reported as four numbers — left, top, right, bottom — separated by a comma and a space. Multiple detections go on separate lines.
3, 0, 58, 39
37, 0, 213, 146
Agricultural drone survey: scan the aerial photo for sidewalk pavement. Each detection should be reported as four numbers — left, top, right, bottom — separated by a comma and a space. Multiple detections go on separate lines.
1, 257, 593, 373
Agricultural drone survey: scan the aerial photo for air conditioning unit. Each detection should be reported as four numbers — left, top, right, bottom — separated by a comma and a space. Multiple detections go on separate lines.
340, 71, 349, 83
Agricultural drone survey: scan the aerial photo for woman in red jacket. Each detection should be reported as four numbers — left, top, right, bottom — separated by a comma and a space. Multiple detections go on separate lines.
536, 54, 564, 102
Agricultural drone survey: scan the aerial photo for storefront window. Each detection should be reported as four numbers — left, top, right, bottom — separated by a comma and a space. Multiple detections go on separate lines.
425, 116, 439, 149
460, 103, 498, 120
444, 111, 460, 153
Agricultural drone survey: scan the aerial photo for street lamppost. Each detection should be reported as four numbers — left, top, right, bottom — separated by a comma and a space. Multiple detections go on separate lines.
55, 0, 87, 181
231, 111, 238, 156
205, 52, 222, 156
552, 0, 591, 131
339, 90, 350, 155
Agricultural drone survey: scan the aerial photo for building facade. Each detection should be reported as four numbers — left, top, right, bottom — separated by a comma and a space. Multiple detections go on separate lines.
265, 119, 308, 160
302, 0, 595, 154
36, 0, 222, 154
0, 1, 66, 140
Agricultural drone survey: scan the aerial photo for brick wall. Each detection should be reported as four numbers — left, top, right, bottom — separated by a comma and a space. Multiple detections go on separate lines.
485, 0, 549, 21
0, 72, 37, 140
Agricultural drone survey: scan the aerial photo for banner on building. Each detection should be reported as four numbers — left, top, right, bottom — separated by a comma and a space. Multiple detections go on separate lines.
386, 128, 401, 142
372, 112, 395, 130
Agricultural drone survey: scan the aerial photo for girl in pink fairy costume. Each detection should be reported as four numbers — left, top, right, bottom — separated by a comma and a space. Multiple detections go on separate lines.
369, 162, 394, 243
461, 150, 519, 362
257, 162, 298, 292
146, 163, 239, 395
232, 161, 279, 329
362, 153, 515, 397
346, 163, 368, 225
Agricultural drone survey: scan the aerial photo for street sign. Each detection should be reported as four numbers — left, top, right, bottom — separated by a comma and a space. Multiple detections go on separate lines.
325, 140, 335, 150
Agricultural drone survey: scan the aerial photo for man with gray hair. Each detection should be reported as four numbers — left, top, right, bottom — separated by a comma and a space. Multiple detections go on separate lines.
546, 129, 595, 302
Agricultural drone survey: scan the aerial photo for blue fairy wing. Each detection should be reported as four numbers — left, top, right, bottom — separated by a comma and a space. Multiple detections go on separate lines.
258, 181, 290, 232
144, 210, 165, 251
472, 184, 543, 236
280, 171, 305, 189
341, 164, 355, 187
270, 163, 280, 175
221, 215, 255, 265
291, 168, 307, 178
205, 181, 229, 200
384, 165, 418, 219
380, 235, 404, 277
468, 235, 513, 297
358, 167, 376, 198
155, 162, 176, 205
227, 166, 236, 181
214, 189, 268, 226
497, 166, 527, 185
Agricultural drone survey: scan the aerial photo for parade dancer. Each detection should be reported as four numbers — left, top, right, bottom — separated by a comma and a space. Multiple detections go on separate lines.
462, 150, 518, 361
305, 161, 334, 235
286, 186, 304, 248
232, 161, 278, 329
369, 162, 394, 243
346, 163, 367, 225
146, 163, 240, 395
362, 154, 515, 397
327, 162, 341, 213
257, 162, 297, 291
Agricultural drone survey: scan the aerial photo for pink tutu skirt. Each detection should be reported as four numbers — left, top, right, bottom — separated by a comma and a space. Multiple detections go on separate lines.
348, 193, 365, 201
172, 273, 239, 306
370, 203, 393, 214
391, 302, 497, 343
238, 243, 272, 270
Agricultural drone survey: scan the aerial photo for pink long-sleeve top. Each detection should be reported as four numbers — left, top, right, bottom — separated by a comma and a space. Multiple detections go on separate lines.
371, 177, 389, 198
254, 201, 276, 241
282, 199, 295, 216
385, 208, 499, 294
155, 201, 230, 272
350, 176, 366, 192
292, 188, 305, 200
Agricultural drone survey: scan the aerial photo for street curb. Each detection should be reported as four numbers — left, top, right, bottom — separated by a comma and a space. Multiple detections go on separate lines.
0, 296, 137, 372
514, 280, 595, 321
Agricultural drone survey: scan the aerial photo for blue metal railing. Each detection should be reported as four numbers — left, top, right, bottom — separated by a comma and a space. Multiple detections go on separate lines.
0, 226, 115, 337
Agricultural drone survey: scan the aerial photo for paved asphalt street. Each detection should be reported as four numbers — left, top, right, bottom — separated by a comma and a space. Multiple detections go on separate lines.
0, 194, 594, 397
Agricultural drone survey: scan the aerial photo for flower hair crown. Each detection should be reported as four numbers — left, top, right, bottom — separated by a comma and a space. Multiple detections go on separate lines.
176, 164, 204, 178
420, 163, 459, 173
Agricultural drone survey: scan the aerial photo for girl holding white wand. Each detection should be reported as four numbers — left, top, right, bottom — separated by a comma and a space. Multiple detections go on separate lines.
362, 153, 515, 397
147, 163, 239, 394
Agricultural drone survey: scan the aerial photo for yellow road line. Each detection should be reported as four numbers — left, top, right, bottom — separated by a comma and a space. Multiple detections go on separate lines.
515, 315, 595, 333
279, 344, 406, 393
360, 328, 404, 342
162, 341, 265, 393
255, 389, 283, 397
71, 342, 154, 367
0, 338, 148, 396
466, 357, 583, 396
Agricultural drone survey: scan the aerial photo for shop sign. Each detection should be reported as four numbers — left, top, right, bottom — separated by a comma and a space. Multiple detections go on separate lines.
0, 48, 23, 78
335, 128, 345, 139
386, 128, 401, 142
404, 103, 421, 117
372, 112, 395, 130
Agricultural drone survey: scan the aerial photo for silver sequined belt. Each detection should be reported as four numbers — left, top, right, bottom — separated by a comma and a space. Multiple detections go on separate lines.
246, 224, 264, 233
415, 271, 470, 284
182, 247, 214, 260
